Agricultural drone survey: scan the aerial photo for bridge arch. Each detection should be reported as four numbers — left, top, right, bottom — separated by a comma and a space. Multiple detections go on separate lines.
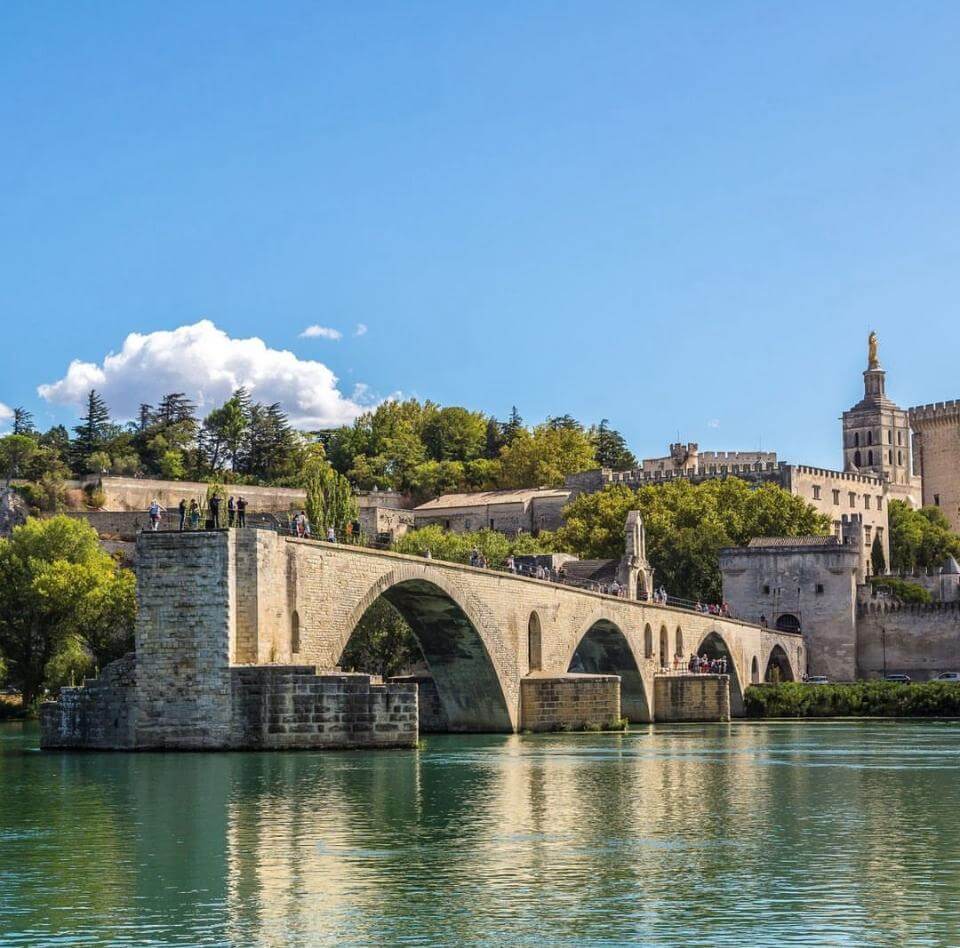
695, 629, 745, 715
764, 644, 795, 683
340, 571, 513, 732
568, 617, 651, 722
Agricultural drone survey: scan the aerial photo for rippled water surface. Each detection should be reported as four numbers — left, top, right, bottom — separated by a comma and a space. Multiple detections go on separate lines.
3, 721, 960, 945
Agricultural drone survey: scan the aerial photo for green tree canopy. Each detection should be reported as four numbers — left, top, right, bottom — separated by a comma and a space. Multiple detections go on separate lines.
498, 424, 597, 489
303, 449, 359, 538
392, 524, 557, 567
0, 517, 136, 706
0, 434, 38, 486
556, 479, 830, 602
888, 500, 960, 573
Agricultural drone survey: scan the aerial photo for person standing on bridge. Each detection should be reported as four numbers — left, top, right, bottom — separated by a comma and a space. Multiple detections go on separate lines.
178, 498, 187, 532
326, 525, 336, 542
209, 493, 221, 529
148, 499, 165, 532
237, 496, 247, 527
227, 496, 236, 527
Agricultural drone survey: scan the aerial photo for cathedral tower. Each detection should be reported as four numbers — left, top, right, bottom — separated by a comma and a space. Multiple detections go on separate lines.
841, 331, 914, 487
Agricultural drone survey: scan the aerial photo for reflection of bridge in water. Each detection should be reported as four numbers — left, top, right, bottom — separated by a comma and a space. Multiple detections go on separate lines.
227, 530, 804, 729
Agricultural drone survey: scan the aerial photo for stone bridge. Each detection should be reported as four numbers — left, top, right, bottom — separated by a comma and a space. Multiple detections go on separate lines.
173, 529, 803, 732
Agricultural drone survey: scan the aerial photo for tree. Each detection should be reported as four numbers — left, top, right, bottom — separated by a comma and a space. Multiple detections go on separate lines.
498, 424, 597, 488
556, 479, 830, 601
11, 407, 35, 436
392, 524, 556, 565
0, 435, 38, 486
888, 500, 960, 573
871, 533, 887, 577
201, 394, 249, 473
591, 419, 637, 470
339, 599, 420, 678
303, 451, 359, 538
545, 414, 583, 431
72, 390, 112, 468
502, 406, 524, 444
0, 517, 136, 706
421, 407, 487, 463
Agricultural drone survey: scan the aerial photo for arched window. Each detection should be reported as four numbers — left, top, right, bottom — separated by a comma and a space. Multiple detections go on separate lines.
528, 612, 542, 672
898, 450, 903, 465
751, 656, 760, 684
854, 433, 860, 447
291, 610, 301, 654
659, 625, 669, 668
775, 613, 801, 633
867, 450, 874, 466
675, 626, 684, 658
867, 431, 873, 446
644, 624, 653, 659
853, 450, 861, 467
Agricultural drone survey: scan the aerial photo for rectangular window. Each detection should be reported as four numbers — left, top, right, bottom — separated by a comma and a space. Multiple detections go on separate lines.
849, 492, 857, 508
763, 584, 770, 595
490, 518, 495, 529
833, 520, 842, 537
935, 494, 941, 507
865, 525, 872, 544
864, 495, 871, 510
812, 485, 821, 500
444, 519, 451, 529
898, 431, 903, 445
888, 430, 892, 444
888, 450, 893, 464
876, 496, 882, 510
833, 489, 840, 505
815, 583, 824, 595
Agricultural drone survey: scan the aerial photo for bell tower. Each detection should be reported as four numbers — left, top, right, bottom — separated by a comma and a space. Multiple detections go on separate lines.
841, 331, 912, 485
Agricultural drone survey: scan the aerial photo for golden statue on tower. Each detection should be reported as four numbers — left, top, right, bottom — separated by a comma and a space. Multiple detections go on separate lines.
868, 330, 879, 369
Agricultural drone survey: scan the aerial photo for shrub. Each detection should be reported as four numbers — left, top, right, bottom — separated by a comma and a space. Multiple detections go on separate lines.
869, 576, 931, 605
745, 681, 960, 718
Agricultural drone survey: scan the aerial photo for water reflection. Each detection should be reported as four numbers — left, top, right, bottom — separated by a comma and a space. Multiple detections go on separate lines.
3, 721, 960, 944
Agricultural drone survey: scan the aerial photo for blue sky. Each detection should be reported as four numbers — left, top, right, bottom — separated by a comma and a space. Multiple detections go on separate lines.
1, 2, 958, 467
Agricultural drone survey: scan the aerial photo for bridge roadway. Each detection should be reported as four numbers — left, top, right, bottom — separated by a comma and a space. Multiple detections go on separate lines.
222, 530, 804, 731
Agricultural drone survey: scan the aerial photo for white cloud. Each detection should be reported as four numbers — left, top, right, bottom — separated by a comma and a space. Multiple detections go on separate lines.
38, 320, 368, 428
299, 325, 342, 341
0, 402, 11, 432
707, 419, 720, 429
354, 323, 368, 337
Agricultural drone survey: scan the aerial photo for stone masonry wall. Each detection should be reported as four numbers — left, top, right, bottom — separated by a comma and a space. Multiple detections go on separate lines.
388, 675, 449, 732
134, 531, 236, 749
857, 601, 960, 680
519, 675, 620, 731
230, 667, 417, 749
654, 674, 731, 722
40, 653, 137, 749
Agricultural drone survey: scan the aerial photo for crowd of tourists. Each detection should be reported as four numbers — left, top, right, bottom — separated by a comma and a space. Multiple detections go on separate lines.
147, 495, 250, 532
693, 600, 732, 617
678, 653, 728, 674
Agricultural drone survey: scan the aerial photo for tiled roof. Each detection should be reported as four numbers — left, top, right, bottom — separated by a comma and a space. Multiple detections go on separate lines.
747, 536, 840, 548
561, 559, 618, 583
414, 487, 570, 511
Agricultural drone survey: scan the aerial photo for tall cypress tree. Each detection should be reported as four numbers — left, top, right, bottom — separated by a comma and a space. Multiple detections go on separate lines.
72, 390, 112, 467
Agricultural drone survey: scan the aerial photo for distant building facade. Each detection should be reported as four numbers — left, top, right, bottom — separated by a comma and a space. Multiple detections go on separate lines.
412, 487, 570, 535
909, 400, 960, 533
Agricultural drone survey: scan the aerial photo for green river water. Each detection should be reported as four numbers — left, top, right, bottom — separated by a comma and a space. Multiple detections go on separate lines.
2, 719, 960, 946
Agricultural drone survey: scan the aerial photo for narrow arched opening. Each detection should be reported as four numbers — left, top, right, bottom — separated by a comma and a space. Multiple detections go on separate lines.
338, 579, 513, 732
659, 625, 669, 670
528, 611, 542, 673
751, 655, 760, 684
291, 609, 301, 655
644, 623, 653, 659
765, 644, 794, 683
775, 613, 801, 634
675, 626, 684, 664
569, 619, 650, 722
696, 631, 744, 715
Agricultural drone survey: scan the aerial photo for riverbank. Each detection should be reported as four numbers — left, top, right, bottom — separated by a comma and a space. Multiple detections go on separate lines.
745, 680, 960, 718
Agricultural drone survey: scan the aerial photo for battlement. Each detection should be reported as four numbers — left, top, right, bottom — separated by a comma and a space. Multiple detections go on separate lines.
909, 400, 960, 421
788, 464, 883, 485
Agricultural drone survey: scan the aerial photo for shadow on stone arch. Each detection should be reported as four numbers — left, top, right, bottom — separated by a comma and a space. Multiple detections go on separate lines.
340, 579, 513, 733
765, 644, 795, 683
568, 619, 651, 722
696, 630, 745, 716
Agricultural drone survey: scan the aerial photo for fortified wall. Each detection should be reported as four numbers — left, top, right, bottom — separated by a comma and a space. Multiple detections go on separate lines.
857, 601, 960, 680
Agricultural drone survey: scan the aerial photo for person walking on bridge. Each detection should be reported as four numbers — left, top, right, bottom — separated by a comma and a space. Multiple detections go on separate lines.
148, 499, 165, 532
